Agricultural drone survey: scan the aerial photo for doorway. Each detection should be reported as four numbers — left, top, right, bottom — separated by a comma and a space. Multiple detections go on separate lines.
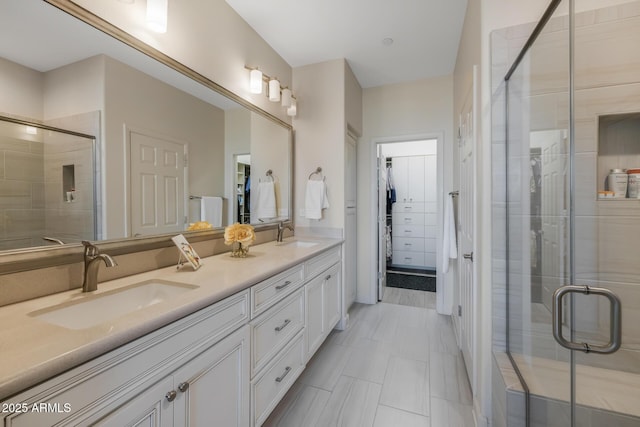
376, 139, 439, 304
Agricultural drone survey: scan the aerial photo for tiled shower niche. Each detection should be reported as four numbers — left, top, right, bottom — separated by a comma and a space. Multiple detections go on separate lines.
598, 112, 640, 197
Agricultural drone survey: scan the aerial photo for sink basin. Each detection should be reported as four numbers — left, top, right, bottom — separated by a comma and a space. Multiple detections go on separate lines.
31, 280, 198, 330
279, 240, 319, 248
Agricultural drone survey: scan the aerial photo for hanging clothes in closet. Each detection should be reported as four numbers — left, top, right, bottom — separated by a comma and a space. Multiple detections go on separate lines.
386, 165, 396, 215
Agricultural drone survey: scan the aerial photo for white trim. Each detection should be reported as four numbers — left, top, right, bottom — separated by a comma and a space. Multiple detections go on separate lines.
370, 132, 446, 313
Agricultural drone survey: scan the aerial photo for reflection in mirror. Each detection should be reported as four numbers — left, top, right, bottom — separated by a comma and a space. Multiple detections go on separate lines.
0, 117, 96, 250
0, 0, 292, 254
234, 154, 251, 224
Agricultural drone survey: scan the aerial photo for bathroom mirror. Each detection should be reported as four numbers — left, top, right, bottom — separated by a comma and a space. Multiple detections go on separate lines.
0, 0, 291, 259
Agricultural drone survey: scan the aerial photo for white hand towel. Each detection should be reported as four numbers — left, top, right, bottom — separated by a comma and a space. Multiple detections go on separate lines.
305, 180, 329, 220
442, 193, 458, 273
200, 196, 223, 227
257, 181, 277, 220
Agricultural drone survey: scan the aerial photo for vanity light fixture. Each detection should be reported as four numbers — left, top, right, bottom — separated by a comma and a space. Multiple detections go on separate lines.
281, 88, 292, 108
268, 78, 281, 102
146, 0, 168, 33
249, 69, 263, 94
287, 99, 297, 117
245, 65, 297, 116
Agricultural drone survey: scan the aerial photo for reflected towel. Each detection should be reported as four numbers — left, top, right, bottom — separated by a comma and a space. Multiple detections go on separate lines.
305, 180, 329, 220
200, 196, 223, 227
442, 193, 458, 273
257, 181, 277, 220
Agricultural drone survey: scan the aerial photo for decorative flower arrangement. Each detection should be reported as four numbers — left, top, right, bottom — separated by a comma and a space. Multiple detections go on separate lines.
187, 221, 213, 231
224, 223, 256, 257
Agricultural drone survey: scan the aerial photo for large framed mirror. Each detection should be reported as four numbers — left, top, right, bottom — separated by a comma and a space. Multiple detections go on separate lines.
0, 0, 292, 272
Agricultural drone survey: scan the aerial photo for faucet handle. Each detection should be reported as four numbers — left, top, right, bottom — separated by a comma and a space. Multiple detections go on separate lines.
82, 241, 98, 257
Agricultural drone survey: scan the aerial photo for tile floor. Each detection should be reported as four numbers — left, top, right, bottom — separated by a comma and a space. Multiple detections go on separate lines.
264, 289, 474, 427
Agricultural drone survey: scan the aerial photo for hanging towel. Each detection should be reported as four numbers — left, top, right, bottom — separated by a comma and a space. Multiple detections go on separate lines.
442, 193, 458, 273
256, 180, 277, 220
201, 196, 223, 227
305, 180, 329, 220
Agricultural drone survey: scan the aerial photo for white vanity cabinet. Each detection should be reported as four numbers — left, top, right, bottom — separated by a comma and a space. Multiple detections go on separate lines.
1, 291, 250, 427
94, 325, 250, 427
1, 242, 344, 427
304, 247, 342, 360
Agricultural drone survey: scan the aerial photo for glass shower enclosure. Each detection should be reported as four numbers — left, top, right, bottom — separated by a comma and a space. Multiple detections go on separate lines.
497, 0, 640, 425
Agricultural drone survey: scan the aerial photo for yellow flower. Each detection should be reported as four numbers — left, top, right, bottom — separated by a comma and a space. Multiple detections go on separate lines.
187, 221, 212, 231
224, 223, 255, 246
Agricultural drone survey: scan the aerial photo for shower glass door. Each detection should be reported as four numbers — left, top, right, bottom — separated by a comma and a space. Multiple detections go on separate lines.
505, 0, 573, 423
505, 0, 639, 425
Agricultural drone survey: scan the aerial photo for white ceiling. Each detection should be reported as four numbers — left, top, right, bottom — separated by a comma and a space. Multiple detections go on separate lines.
225, 0, 468, 88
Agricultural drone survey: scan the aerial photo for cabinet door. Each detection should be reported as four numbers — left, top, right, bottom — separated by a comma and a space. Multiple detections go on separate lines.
173, 325, 250, 427
407, 156, 425, 202
92, 377, 174, 427
305, 274, 325, 360
391, 157, 409, 202
323, 264, 341, 332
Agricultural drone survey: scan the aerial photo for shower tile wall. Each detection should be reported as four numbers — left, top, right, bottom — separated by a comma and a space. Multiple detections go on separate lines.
0, 134, 45, 250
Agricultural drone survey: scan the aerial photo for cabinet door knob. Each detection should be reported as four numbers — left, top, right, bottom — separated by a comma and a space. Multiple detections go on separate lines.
275, 280, 292, 290
166, 390, 177, 402
178, 382, 190, 393
325, 274, 332, 280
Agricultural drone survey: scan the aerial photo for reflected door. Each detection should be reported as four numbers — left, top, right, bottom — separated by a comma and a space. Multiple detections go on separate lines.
130, 131, 186, 236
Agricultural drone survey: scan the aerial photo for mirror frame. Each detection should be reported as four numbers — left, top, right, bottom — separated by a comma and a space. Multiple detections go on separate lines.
0, 0, 293, 275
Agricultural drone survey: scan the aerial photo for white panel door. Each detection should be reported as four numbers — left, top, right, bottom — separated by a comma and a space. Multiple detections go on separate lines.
378, 151, 388, 301
130, 131, 186, 236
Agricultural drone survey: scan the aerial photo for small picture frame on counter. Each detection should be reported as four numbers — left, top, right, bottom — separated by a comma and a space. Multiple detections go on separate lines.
172, 234, 202, 270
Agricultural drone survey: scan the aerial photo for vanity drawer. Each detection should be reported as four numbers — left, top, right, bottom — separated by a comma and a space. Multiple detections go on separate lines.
251, 289, 304, 376
305, 246, 341, 281
252, 331, 305, 427
251, 265, 304, 318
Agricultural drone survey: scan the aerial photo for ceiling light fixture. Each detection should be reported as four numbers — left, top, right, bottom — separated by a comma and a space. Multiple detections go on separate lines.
146, 0, 168, 33
382, 37, 394, 46
244, 66, 297, 117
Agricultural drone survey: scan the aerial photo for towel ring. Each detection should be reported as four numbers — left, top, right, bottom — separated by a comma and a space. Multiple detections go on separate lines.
308, 167, 323, 180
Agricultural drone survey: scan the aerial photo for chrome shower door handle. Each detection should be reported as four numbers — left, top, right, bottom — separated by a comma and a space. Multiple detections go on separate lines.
552, 285, 622, 354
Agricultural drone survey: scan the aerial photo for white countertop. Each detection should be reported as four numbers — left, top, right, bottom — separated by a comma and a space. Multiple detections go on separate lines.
0, 237, 342, 400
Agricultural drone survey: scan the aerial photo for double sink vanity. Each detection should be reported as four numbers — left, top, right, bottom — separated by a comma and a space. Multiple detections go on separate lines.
0, 237, 343, 426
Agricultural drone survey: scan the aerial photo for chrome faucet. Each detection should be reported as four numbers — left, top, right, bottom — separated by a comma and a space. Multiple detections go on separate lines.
277, 221, 294, 243
82, 241, 117, 292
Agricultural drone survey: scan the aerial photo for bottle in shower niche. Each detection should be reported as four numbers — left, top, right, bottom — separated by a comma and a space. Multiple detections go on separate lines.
607, 169, 628, 198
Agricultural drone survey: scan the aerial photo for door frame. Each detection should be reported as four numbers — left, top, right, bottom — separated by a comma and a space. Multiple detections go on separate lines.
370, 133, 445, 310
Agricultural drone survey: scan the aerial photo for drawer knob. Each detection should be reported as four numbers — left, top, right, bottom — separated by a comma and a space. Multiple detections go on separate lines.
275, 366, 292, 383
275, 280, 292, 291
178, 382, 190, 393
275, 319, 291, 332
166, 390, 177, 402
325, 274, 332, 281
